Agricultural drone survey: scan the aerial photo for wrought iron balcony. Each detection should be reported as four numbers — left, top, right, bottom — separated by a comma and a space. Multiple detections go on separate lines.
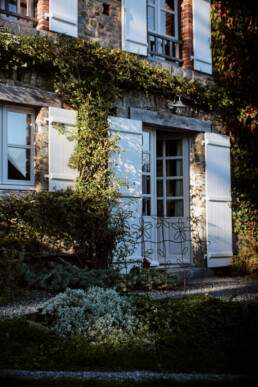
148, 31, 183, 64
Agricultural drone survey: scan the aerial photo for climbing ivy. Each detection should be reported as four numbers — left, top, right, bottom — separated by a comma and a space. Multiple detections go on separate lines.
211, 0, 258, 240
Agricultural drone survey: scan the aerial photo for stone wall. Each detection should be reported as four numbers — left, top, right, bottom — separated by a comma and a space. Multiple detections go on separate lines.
78, 0, 121, 47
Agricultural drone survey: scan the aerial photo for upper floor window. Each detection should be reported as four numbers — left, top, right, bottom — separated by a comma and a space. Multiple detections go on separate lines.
0, 105, 35, 188
147, 0, 182, 63
0, 0, 37, 24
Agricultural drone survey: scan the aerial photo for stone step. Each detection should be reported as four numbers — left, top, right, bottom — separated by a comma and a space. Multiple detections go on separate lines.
153, 266, 216, 280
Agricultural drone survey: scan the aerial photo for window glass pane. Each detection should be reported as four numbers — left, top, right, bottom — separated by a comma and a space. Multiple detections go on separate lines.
143, 153, 150, 172
156, 160, 163, 177
166, 179, 183, 196
156, 139, 163, 157
8, 111, 31, 146
166, 139, 182, 156
166, 159, 182, 176
147, 6, 155, 31
161, 11, 175, 37
142, 132, 150, 152
166, 199, 183, 217
148, 0, 155, 4
143, 198, 151, 216
142, 175, 151, 194
157, 200, 164, 217
157, 180, 163, 197
8, 147, 30, 180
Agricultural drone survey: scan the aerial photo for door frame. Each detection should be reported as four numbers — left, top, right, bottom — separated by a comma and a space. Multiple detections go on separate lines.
142, 127, 191, 265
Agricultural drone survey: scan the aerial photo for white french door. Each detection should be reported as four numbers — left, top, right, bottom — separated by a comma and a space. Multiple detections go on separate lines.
142, 129, 191, 265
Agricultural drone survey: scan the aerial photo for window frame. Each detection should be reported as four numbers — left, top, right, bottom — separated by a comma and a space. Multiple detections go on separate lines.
142, 128, 189, 218
0, 105, 35, 189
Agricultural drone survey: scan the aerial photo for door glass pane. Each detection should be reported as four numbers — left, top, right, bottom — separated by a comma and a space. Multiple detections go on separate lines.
147, 6, 155, 31
160, 0, 175, 11
157, 180, 163, 197
143, 198, 151, 216
142, 175, 151, 194
166, 139, 182, 156
161, 11, 175, 37
21, 1, 28, 16
156, 160, 163, 177
8, 147, 30, 180
166, 159, 182, 176
157, 200, 164, 217
166, 199, 183, 217
8, 111, 31, 146
142, 132, 150, 152
8, 0, 17, 13
143, 153, 150, 172
156, 140, 163, 157
166, 179, 183, 196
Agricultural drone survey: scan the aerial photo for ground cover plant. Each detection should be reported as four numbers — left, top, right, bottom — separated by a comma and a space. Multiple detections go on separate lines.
0, 261, 181, 305
0, 294, 257, 376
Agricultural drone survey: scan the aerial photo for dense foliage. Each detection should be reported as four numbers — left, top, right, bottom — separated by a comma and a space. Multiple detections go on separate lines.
211, 0, 258, 241
0, 189, 133, 268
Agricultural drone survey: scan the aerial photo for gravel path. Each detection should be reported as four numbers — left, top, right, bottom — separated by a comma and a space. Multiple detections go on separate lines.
0, 369, 253, 383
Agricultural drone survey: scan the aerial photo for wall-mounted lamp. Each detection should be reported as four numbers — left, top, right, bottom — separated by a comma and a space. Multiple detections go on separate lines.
167, 95, 187, 115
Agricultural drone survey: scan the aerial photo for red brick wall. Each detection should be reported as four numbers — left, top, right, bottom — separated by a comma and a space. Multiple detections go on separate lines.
180, 0, 193, 70
35, 0, 49, 31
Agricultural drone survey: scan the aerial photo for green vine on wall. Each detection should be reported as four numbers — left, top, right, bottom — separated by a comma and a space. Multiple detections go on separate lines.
211, 0, 258, 241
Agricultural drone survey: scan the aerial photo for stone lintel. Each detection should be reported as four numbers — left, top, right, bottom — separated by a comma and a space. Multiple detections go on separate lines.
130, 107, 211, 132
0, 84, 61, 108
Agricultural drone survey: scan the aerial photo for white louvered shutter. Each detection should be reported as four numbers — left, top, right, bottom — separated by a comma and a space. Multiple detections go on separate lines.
49, 107, 78, 192
121, 0, 147, 56
49, 0, 78, 37
205, 132, 233, 267
193, 0, 212, 74
109, 116, 143, 268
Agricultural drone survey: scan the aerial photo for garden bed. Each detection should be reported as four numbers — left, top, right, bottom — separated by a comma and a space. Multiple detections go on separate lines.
0, 293, 257, 376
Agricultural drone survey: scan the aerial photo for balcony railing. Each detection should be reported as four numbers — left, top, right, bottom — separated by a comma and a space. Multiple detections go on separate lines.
148, 32, 183, 64
0, 0, 38, 24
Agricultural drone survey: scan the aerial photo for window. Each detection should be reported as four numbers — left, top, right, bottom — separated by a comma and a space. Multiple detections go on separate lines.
147, 0, 183, 63
0, 106, 35, 188
0, 0, 37, 24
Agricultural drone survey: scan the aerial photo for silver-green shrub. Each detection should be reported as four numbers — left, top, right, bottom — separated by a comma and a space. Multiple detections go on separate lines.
42, 287, 155, 346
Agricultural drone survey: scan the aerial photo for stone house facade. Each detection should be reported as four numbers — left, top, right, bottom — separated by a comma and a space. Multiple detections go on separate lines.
0, 0, 233, 269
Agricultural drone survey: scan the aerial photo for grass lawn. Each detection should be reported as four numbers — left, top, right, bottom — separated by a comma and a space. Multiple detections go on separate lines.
0, 295, 257, 377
